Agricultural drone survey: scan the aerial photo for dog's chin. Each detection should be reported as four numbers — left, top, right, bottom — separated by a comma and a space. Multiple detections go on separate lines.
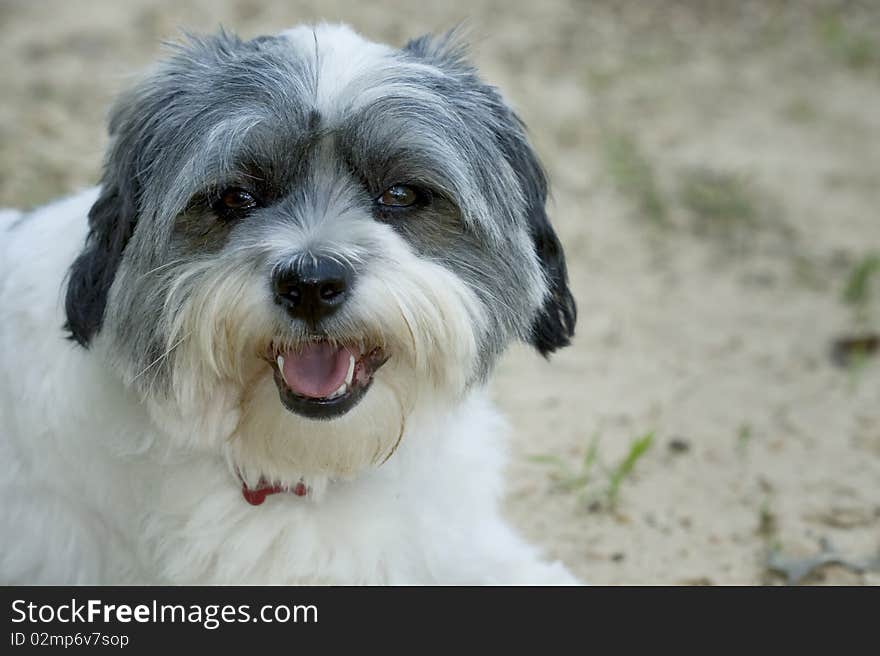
267, 340, 390, 420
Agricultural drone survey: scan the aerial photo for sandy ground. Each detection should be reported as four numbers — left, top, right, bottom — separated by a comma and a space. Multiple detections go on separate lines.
1, 0, 878, 584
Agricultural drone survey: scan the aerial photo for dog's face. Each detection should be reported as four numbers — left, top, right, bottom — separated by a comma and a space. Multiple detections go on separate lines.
65, 25, 575, 484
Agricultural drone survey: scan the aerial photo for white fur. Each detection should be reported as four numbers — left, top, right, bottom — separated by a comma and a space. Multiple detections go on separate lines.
0, 189, 577, 584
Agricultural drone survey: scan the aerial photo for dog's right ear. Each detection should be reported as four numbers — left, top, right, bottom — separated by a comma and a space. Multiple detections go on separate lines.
64, 179, 139, 347
64, 31, 261, 347
65, 103, 141, 347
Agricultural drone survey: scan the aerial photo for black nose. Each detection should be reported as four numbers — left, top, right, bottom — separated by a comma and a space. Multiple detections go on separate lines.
273, 256, 354, 325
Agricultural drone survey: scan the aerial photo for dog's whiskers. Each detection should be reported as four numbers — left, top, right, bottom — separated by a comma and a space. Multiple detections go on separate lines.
376, 377, 408, 467
129, 332, 191, 385
138, 259, 186, 280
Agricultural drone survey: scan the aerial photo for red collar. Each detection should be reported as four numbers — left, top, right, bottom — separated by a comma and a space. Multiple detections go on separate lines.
240, 475, 308, 505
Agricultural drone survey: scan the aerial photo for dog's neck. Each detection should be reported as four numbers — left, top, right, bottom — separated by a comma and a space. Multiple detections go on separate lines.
239, 473, 309, 505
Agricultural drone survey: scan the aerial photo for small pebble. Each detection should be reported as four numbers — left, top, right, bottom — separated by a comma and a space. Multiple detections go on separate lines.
668, 438, 691, 454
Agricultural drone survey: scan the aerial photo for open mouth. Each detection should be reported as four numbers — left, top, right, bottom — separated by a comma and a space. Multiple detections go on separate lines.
268, 339, 389, 420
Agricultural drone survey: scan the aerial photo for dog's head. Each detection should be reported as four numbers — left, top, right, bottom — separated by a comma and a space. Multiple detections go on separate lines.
65, 25, 575, 485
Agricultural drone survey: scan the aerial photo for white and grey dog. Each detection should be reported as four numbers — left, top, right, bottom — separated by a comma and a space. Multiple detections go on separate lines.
0, 24, 577, 584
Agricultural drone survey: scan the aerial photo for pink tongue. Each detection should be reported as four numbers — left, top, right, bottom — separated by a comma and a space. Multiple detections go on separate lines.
280, 343, 354, 399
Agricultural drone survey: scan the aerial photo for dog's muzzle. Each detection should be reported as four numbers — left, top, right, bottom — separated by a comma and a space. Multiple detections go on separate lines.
268, 255, 388, 420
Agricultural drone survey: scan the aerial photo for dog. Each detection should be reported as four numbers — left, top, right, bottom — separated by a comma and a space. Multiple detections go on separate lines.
0, 23, 577, 584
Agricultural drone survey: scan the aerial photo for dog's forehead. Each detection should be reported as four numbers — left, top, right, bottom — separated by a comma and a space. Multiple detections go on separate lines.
271, 23, 443, 126
280, 24, 395, 112
164, 23, 456, 172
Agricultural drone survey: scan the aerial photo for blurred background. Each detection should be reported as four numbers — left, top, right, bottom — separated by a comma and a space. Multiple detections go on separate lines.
1, 0, 878, 584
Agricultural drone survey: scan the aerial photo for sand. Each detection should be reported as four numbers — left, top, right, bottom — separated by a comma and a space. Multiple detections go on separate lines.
1, 0, 877, 584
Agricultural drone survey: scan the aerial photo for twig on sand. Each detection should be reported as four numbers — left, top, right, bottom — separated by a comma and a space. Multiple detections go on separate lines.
765, 537, 880, 584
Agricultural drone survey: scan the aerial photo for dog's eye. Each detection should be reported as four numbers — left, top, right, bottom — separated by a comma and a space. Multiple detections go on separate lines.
211, 188, 259, 220
377, 185, 419, 208
217, 188, 257, 211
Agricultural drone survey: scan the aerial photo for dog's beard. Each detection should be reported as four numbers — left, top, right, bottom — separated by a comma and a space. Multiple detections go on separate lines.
132, 239, 485, 486
229, 363, 409, 483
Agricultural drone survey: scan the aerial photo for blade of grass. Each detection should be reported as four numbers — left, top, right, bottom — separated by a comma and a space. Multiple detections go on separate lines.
607, 431, 654, 506
526, 454, 570, 468
603, 132, 667, 223
578, 431, 602, 488
842, 253, 880, 307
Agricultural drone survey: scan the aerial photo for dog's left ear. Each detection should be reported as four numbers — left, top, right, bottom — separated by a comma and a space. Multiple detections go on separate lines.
405, 31, 576, 355
501, 126, 577, 356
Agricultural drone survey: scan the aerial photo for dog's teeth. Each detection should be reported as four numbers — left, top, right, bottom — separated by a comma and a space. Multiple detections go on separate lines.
276, 355, 285, 374
328, 383, 347, 399
345, 354, 355, 385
